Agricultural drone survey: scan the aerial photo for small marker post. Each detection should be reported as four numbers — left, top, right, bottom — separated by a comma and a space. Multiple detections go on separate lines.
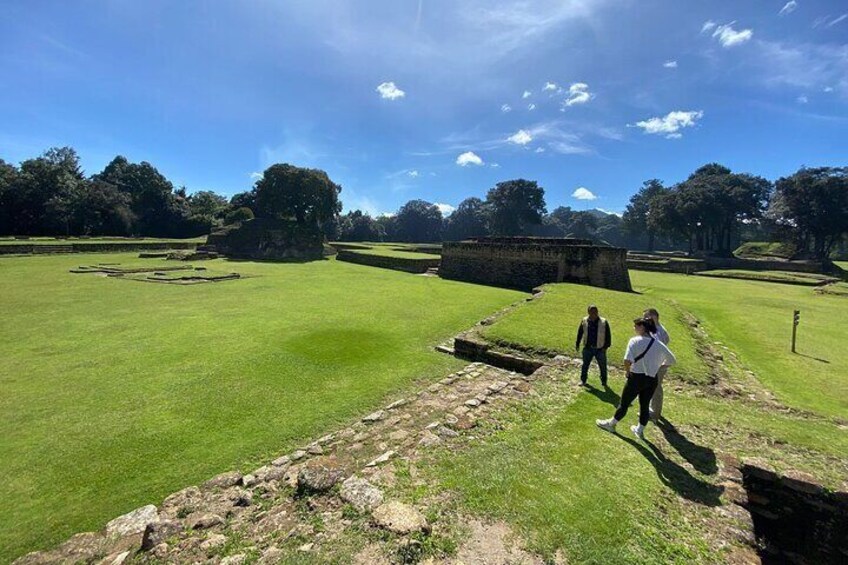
791, 309, 800, 353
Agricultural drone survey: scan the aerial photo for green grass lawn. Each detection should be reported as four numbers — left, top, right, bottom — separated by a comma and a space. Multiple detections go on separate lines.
633, 271, 848, 420
0, 253, 522, 562
480, 283, 711, 385
348, 247, 441, 260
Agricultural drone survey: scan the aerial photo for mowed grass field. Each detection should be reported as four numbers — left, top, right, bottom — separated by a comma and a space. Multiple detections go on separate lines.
0, 253, 522, 562
434, 270, 848, 562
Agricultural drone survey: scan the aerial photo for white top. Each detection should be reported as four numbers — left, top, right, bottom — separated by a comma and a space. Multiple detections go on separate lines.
653, 322, 670, 345
624, 335, 676, 377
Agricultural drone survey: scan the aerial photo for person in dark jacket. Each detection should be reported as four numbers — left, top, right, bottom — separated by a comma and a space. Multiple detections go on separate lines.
575, 305, 612, 387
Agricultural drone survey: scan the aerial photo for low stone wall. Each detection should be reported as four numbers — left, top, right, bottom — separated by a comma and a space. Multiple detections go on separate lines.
627, 259, 706, 274
335, 250, 440, 274
0, 242, 197, 256
207, 218, 323, 261
453, 335, 544, 375
704, 256, 827, 274
738, 460, 848, 563
440, 237, 632, 292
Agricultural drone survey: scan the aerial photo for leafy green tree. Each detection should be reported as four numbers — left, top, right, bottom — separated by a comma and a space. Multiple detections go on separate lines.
394, 200, 443, 242
224, 207, 255, 225
623, 179, 667, 251
189, 191, 228, 218
339, 210, 381, 241
12, 147, 86, 235
443, 197, 488, 240
485, 179, 546, 236
254, 164, 342, 227
0, 159, 20, 235
771, 167, 848, 261
375, 215, 397, 241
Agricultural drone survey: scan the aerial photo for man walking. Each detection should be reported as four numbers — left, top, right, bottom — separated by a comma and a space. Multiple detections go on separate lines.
575, 305, 611, 387
644, 308, 669, 421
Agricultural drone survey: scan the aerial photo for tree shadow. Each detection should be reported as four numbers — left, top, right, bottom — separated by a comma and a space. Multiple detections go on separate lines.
585, 383, 620, 408
615, 434, 724, 507
657, 418, 718, 475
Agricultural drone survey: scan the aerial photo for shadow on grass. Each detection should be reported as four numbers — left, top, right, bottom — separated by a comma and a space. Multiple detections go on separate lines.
585, 384, 620, 408
794, 352, 830, 364
658, 418, 718, 475
616, 434, 724, 506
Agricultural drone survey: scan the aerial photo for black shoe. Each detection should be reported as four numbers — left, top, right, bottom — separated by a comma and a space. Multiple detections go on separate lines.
601, 381, 608, 388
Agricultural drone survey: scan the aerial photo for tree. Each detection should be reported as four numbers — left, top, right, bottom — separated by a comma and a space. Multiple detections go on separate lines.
567, 211, 599, 240
254, 164, 342, 227
375, 215, 397, 241
188, 191, 228, 218
394, 200, 443, 242
0, 159, 20, 235
443, 197, 488, 240
224, 207, 255, 225
229, 191, 256, 211
338, 210, 381, 241
486, 179, 546, 236
771, 167, 848, 261
623, 179, 667, 251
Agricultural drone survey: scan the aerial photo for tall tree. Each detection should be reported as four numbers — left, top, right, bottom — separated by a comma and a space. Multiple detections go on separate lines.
771, 167, 848, 261
0, 159, 20, 235
486, 179, 546, 236
443, 197, 488, 240
338, 210, 381, 241
12, 147, 86, 235
394, 200, 443, 242
254, 164, 342, 227
623, 179, 667, 251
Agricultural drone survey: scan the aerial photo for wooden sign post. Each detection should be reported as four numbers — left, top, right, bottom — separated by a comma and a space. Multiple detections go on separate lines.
791, 309, 800, 353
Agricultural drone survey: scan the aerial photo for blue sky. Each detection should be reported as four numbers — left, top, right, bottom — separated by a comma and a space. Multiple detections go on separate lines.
1, 1, 846, 216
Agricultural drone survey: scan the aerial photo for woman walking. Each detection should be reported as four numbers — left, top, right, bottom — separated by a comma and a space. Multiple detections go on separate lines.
595, 317, 676, 439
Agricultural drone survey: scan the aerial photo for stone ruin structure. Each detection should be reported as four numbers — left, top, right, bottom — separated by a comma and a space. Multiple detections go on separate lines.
205, 218, 324, 261
439, 236, 632, 292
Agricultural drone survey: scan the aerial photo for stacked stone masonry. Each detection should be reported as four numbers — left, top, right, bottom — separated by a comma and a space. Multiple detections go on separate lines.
440, 237, 632, 292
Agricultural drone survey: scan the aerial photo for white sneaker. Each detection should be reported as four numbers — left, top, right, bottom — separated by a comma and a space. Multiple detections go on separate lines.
631, 425, 645, 440
595, 418, 616, 433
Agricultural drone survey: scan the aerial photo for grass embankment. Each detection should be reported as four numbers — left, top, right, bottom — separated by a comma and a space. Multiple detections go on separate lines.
436, 271, 847, 562
695, 269, 837, 285
0, 253, 521, 562
734, 241, 795, 259
635, 271, 847, 419
481, 284, 711, 384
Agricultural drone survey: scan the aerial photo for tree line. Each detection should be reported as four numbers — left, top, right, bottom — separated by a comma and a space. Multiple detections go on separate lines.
2, 147, 845, 261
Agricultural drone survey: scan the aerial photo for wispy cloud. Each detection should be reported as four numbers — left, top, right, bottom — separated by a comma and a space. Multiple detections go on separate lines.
543, 81, 559, 92
797, 94, 809, 104
376, 81, 405, 100
435, 202, 455, 216
663, 60, 678, 68
827, 14, 848, 27
754, 40, 848, 98
778, 1, 798, 16
501, 104, 512, 112
522, 90, 532, 99
630, 110, 704, 138
708, 22, 754, 47
249, 171, 262, 181
528, 103, 536, 110
456, 151, 484, 166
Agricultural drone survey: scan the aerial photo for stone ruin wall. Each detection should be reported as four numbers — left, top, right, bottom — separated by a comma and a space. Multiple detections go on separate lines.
439, 237, 632, 292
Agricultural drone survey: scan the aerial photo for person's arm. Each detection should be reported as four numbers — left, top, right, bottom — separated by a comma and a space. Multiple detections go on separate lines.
604, 323, 612, 349
623, 339, 634, 375
660, 342, 677, 367
575, 324, 583, 350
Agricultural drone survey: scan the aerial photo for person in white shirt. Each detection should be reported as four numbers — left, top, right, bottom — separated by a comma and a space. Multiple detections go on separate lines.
644, 308, 670, 421
596, 317, 676, 439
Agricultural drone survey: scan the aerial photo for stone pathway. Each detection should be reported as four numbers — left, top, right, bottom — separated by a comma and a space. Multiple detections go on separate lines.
15, 361, 555, 565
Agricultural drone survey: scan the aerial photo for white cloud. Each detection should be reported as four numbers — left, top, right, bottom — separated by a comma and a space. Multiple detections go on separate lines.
490, 163, 501, 168
501, 103, 512, 112
572, 187, 598, 200
249, 171, 262, 180
828, 14, 848, 27
408, 170, 419, 177
528, 103, 536, 110
754, 41, 848, 98
824, 86, 834, 92
376, 81, 405, 100
631, 110, 704, 138
701, 20, 717, 33
778, 1, 798, 16
534, 147, 546, 153
522, 90, 532, 99
711, 22, 753, 47
435, 203, 456, 216
543, 81, 559, 91
507, 129, 533, 145
797, 95, 809, 104
456, 151, 484, 166
663, 60, 678, 68
596, 208, 623, 217
564, 82, 593, 106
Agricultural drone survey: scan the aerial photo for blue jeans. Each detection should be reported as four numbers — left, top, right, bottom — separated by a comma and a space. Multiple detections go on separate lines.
581, 347, 608, 385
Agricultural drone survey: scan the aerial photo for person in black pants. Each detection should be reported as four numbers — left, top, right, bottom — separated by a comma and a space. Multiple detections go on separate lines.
596, 317, 676, 439
575, 305, 612, 387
